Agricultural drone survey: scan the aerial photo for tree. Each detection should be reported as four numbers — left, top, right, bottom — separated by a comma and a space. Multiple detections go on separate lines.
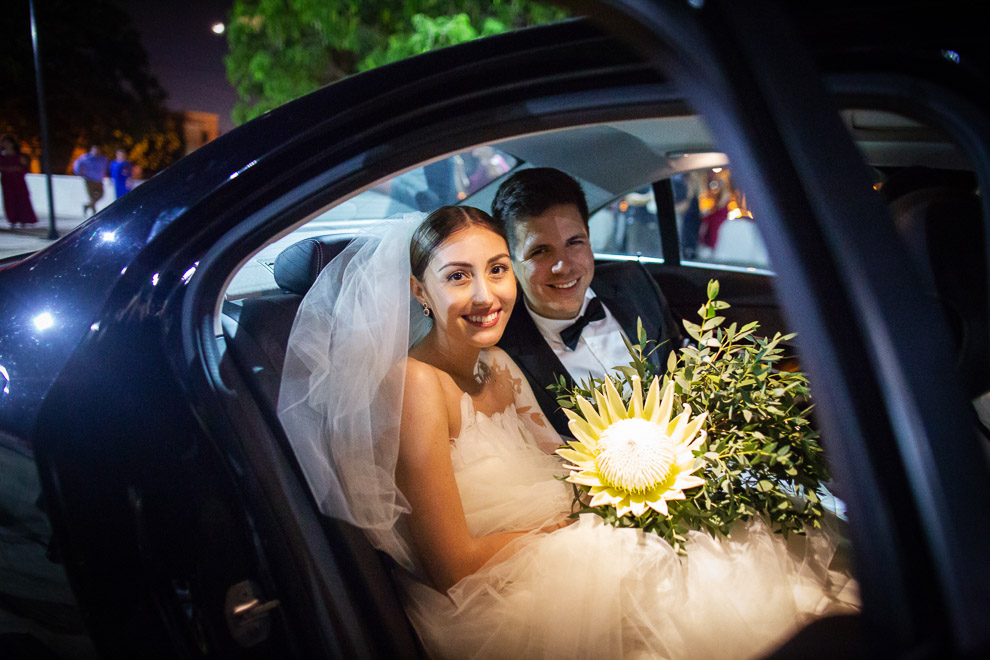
0, 0, 183, 175
225, 0, 567, 125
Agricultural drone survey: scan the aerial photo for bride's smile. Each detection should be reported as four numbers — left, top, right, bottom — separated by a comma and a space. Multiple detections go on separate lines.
464, 309, 501, 327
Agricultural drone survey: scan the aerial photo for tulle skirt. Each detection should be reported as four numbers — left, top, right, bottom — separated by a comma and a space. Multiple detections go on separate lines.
399, 514, 859, 659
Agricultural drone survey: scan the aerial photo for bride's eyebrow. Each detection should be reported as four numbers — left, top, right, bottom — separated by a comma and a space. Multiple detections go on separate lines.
438, 254, 510, 270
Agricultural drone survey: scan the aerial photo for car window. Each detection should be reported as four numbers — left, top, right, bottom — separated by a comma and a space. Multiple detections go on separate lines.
224, 147, 517, 299
588, 185, 663, 259
673, 168, 771, 271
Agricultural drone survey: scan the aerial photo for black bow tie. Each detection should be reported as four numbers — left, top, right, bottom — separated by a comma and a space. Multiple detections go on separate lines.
559, 297, 606, 350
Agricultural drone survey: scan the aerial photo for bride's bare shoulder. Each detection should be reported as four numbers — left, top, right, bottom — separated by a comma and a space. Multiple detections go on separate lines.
402, 357, 449, 408
400, 357, 458, 441
404, 356, 442, 387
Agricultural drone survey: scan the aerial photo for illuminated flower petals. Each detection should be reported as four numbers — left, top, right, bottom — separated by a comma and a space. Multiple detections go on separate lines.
555, 376, 708, 519
604, 378, 627, 421
576, 395, 607, 431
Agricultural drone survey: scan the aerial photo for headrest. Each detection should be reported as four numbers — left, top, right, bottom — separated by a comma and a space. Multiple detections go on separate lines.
274, 235, 353, 295
889, 185, 988, 396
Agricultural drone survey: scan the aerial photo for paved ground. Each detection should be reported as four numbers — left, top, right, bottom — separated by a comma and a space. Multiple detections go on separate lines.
0, 218, 88, 261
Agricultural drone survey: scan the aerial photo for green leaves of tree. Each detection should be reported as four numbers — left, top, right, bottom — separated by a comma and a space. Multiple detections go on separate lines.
226, 0, 567, 125
551, 280, 830, 553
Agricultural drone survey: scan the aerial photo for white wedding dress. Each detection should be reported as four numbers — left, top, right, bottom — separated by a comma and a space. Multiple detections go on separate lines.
396, 354, 859, 660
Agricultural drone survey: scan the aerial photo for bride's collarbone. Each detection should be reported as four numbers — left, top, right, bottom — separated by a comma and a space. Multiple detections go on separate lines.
440, 369, 514, 425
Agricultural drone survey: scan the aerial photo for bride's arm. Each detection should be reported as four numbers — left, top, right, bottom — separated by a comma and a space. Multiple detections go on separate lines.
396, 360, 531, 592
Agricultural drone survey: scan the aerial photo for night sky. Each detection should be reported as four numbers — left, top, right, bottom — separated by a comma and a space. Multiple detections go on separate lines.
114, 0, 238, 134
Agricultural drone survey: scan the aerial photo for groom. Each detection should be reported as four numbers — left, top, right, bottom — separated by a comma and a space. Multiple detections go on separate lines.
493, 167, 682, 437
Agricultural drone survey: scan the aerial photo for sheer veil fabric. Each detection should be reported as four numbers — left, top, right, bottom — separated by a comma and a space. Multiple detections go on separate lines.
277, 213, 430, 573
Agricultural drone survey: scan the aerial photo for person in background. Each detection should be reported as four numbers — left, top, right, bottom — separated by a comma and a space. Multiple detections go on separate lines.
72, 146, 109, 217
673, 171, 702, 260
110, 149, 133, 199
0, 134, 38, 228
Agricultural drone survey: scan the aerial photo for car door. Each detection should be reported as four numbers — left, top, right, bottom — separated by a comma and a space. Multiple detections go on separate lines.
598, 0, 990, 657
26, 2, 990, 659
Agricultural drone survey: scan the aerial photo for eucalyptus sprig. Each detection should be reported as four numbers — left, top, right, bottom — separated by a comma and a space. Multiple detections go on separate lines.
550, 280, 830, 553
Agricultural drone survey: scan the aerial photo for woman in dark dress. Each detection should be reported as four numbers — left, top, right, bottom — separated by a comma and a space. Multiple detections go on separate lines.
0, 134, 38, 228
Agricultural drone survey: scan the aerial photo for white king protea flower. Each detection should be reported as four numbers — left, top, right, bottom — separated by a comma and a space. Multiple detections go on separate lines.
556, 376, 708, 518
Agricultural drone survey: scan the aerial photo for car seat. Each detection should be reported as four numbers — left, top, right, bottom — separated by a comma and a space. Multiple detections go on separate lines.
220, 234, 425, 657
888, 183, 988, 399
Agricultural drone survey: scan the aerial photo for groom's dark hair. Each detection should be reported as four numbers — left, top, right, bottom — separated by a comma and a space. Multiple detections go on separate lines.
491, 167, 589, 257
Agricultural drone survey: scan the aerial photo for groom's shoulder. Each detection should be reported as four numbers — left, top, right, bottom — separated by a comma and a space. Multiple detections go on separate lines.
592, 260, 662, 302
593, 260, 650, 286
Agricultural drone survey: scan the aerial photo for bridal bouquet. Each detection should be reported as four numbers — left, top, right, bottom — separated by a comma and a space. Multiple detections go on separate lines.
551, 280, 830, 553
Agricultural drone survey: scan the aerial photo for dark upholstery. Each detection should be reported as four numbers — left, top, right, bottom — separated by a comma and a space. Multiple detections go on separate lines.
889, 186, 988, 397
222, 235, 355, 407
220, 233, 424, 657
274, 235, 352, 295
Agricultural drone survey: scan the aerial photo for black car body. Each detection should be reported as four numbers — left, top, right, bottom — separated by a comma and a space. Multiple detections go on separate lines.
2, 1, 989, 658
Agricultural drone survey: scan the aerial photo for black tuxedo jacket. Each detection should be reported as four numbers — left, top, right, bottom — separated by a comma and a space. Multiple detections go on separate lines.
498, 261, 682, 437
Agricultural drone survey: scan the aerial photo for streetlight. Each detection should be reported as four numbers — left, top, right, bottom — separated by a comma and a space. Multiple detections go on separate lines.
29, 0, 57, 240
211, 22, 225, 35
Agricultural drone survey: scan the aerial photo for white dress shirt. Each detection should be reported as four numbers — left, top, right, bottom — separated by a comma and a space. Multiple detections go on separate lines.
525, 288, 632, 384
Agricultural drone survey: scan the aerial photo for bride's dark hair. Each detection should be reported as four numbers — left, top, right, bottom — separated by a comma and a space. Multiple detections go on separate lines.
410, 206, 508, 279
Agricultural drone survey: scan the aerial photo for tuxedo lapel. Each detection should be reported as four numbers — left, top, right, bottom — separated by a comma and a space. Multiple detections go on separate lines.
594, 278, 663, 370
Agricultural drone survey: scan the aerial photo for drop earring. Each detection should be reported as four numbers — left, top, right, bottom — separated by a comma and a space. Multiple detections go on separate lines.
422, 302, 431, 317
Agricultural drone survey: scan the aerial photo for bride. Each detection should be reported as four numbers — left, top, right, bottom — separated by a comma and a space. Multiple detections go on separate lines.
278, 207, 859, 659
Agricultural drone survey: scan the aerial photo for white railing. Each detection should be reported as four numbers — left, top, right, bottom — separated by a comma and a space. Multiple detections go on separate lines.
1, 173, 142, 221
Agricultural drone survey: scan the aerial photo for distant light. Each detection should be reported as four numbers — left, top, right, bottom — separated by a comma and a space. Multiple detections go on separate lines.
212, 22, 225, 34
0, 365, 9, 395
33, 312, 54, 331
941, 49, 961, 65
152, 272, 160, 286
90, 322, 100, 332
712, 167, 723, 173
101, 230, 117, 242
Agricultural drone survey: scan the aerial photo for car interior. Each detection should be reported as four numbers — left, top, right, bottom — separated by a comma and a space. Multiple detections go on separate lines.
212, 106, 984, 655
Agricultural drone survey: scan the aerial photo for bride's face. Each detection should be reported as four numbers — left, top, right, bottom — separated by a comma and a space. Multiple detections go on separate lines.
412, 225, 516, 349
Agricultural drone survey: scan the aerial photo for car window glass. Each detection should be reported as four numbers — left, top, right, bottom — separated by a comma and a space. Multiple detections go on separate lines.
674, 168, 771, 271
224, 147, 517, 299
589, 185, 663, 259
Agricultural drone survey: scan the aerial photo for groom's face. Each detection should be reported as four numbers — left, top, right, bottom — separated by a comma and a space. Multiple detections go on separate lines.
510, 203, 594, 320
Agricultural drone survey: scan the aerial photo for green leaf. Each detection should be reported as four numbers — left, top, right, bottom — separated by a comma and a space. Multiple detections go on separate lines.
701, 316, 725, 330
707, 279, 720, 300
682, 320, 703, 341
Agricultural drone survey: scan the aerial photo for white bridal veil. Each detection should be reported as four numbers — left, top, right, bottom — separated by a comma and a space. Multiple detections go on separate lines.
277, 213, 429, 572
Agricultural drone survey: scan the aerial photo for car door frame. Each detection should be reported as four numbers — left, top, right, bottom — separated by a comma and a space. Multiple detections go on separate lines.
589, 0, 990, 656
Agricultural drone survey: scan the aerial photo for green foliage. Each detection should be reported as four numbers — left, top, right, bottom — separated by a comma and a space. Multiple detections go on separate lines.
551, 280, 830, 553
357, 14, 505, 72
226, 0, 567, 124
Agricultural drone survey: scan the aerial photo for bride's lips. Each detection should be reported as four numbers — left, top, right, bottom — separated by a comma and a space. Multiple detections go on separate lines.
463, 309, 502, 328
